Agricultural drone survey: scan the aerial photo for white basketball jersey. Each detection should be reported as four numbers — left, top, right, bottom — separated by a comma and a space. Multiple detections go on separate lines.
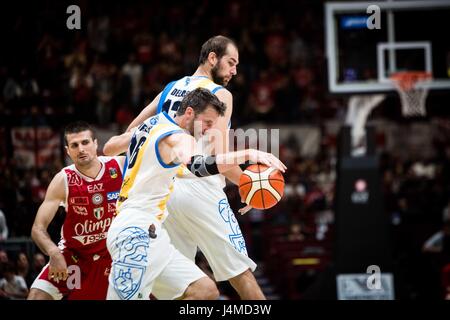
157, 75, 224, 117
116, 112, 184, 222
158, 75, 227, 188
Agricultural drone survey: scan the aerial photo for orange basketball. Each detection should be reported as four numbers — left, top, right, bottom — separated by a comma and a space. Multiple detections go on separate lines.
239, 164, 285, 210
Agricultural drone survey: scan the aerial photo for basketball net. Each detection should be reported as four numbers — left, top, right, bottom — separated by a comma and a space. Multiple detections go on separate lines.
389, 71, 432, 117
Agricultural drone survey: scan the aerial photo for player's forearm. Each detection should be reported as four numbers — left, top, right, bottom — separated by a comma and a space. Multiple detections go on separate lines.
31, 225, 60, 257
127, 114, 146, 132
221, 166, 243, 185
103, 135, 129, 156
216, 150, 251, 173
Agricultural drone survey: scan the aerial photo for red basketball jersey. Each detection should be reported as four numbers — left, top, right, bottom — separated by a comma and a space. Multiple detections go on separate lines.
60, 156, 123, 257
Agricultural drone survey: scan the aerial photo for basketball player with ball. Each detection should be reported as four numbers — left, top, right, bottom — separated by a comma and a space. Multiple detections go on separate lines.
105, 36, 286, 299
104, 88, 285, 300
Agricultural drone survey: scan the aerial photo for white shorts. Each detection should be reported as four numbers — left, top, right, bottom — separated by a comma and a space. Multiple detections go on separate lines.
30, 268, 63, 300
164, 178, 257, 282
106, 209, 206, 300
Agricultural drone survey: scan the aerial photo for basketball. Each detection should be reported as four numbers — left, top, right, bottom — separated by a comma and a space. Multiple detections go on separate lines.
239, 164, 285, 209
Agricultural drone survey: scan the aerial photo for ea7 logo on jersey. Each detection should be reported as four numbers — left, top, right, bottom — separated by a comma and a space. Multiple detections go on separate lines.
73, 206, 88, 216
87, 183, 104, 193
67, 172, 82, 186
107, 191, 120, 201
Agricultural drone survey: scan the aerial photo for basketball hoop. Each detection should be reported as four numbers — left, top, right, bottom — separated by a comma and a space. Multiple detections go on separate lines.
390, 71, 432, 117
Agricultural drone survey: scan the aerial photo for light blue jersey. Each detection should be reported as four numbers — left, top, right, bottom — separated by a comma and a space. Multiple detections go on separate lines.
157, 76, 224, 119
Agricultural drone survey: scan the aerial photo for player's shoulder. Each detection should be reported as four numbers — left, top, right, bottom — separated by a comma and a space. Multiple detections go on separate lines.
214, 87, 232, 100
48, 170, 67, 193
158, 111, 181, 128
163, 129, 190, 147
61, 162, 76, 173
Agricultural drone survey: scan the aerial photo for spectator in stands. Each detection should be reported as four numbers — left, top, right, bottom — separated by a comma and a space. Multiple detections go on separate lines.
28, 253, 46, 287
121, 53, 142, 108
15, 252, 31, 287
0, 249, 7, 263
287, 221, 307, 242
0, 209, 8, 241
0, 249, 8, 278
423, 221, 450, 255
0, 262, 28, 299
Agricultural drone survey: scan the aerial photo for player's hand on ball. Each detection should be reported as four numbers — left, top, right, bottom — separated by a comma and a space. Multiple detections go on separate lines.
247, 149, 287, 173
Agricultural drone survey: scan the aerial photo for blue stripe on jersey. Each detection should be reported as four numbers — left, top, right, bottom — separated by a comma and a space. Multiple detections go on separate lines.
122, 154, 129, 180
162, 111, 177, 125
211, 86, 223, 94
155, 130, 185, 168
157, 81, 177, 113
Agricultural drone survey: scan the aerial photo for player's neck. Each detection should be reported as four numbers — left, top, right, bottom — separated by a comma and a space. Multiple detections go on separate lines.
76, 158, 102, 180
193, 65, 212, 80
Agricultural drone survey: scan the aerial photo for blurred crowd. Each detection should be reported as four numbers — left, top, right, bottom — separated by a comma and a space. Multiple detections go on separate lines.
0, 0, 450, 299
0, 1, 343, 131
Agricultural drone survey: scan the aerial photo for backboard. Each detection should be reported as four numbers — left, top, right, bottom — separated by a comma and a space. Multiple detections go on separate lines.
326, 1, 450, 93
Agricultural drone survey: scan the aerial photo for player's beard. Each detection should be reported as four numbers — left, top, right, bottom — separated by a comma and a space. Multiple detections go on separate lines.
211, 63, 227, 86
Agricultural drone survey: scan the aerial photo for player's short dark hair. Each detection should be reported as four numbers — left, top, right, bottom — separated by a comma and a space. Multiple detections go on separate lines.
64, 121, 96, 145
198, 35, 237, 65
177, 88, 226, 117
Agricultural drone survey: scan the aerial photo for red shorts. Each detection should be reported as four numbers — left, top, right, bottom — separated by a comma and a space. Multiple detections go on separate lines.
31, 250, 112, 300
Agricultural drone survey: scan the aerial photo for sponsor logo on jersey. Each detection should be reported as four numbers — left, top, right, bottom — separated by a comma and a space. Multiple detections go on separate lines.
107, 202, 116, 213
69, 197, 89, 205
150, 117, 158, 125
93, 207, 104, 220
72, 231, 107, 246
109, 167, 118, 179
74, 218, 112, 237
92, 193, 103, 205
67, 172, 82, 186
73, 206, 88, 216
107, 191, 120, 201
87, 183, 104, 193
